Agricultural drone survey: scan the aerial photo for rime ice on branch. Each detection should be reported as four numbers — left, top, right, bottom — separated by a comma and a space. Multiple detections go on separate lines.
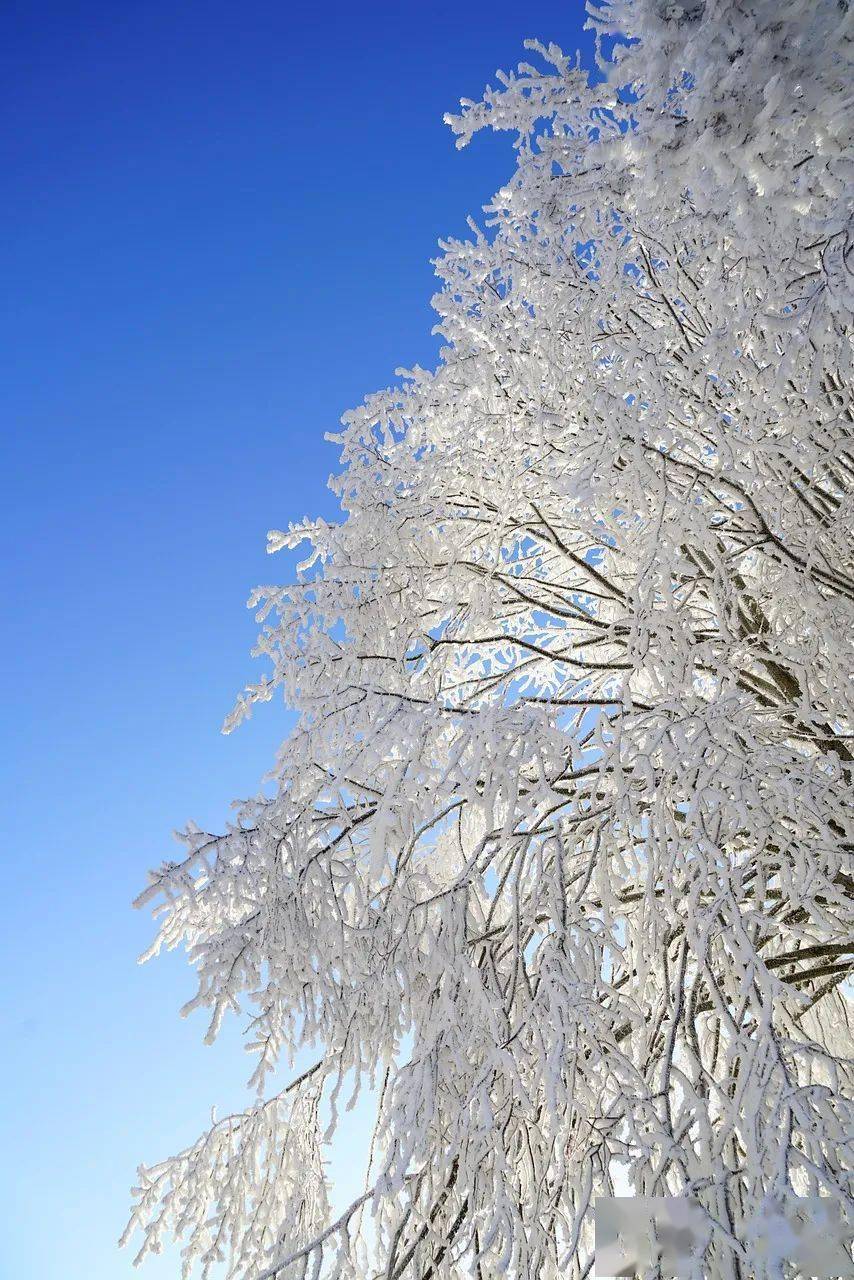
124, 2, 854, 1276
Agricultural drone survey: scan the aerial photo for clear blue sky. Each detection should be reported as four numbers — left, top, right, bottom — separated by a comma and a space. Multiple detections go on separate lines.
0, 3, 589, 1276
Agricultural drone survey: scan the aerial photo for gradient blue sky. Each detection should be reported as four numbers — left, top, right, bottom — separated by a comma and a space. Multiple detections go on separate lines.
0, 3, 590, 1276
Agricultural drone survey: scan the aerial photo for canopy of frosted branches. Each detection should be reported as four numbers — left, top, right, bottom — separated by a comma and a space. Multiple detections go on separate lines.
124, 2, 854, 1276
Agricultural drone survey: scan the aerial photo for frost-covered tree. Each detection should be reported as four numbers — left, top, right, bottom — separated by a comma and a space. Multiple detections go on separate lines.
124, 2, 854, 1277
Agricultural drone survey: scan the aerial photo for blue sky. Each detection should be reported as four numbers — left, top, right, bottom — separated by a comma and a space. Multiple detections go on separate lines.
0, 3, 589, 1276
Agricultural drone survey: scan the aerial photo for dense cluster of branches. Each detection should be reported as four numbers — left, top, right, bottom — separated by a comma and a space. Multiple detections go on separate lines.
124, 1, 853, 1276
